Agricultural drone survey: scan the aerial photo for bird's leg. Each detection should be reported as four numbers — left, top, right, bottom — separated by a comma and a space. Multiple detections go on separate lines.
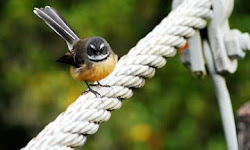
84, 81, 101, 97
90, 81, 111, 87
97, 81, 111, 87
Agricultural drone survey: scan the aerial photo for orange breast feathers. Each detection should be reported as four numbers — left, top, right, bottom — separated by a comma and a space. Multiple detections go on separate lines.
70, 54, 118, 82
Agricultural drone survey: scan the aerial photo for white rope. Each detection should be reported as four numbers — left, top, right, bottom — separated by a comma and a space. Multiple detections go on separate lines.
22, 0, 212, 149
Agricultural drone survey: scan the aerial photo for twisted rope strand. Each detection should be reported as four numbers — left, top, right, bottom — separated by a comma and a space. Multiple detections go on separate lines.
22, 0, 212, 149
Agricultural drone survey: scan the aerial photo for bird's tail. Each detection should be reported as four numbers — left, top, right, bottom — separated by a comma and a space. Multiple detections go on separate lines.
33, 6, 80, 50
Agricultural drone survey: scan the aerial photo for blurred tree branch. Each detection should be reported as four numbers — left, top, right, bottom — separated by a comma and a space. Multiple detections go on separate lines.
237, 101, 250, 150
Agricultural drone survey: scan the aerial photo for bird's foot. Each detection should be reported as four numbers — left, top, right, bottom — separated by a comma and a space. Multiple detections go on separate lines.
84, 81, 102, 97
90, 81, 111, 87
87, 87, 101, 97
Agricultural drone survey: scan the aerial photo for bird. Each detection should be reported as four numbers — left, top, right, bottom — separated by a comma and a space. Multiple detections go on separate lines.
33, 6, 118, 96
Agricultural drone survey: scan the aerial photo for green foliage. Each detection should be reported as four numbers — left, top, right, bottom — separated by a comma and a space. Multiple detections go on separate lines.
0, 0, 249, 149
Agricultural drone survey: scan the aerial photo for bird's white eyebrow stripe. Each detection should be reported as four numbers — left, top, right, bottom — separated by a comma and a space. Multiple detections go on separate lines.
90, 44, 96, 50
100, 43, 105, 49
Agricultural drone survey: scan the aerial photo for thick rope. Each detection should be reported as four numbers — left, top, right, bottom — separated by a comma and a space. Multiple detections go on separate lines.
22, 0, 212, 149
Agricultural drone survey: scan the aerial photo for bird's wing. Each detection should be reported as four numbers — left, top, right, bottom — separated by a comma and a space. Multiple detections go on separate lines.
56, 52, 80, 68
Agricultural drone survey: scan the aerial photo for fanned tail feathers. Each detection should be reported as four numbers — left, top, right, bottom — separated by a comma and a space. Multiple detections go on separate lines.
33, 6, 80, 50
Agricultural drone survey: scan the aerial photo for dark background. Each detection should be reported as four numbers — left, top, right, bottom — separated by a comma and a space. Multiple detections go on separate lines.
0, 0, 249, 149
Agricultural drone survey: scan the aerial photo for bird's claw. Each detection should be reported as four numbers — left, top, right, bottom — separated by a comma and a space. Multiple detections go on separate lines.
84, 81, 102, 97
90, 81, 111, 87
85, 87, 101, 97
89, 88, 101, 97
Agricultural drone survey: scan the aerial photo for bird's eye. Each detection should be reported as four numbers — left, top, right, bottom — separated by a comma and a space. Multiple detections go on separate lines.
99, 43, 105, 51
90, 44, 97, 51
100, 47, 105, 51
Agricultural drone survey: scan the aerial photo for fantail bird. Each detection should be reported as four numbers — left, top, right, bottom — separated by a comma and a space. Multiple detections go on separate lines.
33, 6, 118, 96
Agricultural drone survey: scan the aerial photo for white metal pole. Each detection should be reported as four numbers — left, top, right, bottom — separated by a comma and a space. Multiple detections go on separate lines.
203, 40, 239, 150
